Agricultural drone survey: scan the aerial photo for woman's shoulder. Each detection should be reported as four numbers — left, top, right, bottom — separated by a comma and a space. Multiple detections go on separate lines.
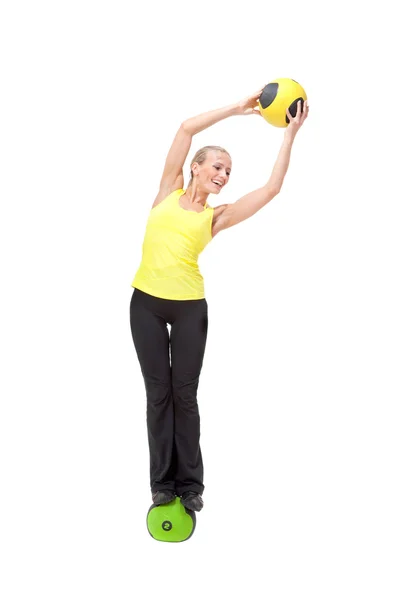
151, 186, 184, 209
211, 203, 229, 218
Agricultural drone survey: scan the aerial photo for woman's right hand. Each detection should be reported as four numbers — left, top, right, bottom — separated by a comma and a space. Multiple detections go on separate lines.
235, 88, 265, 116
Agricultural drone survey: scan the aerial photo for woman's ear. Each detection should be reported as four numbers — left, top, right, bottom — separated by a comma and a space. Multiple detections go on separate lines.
191, 162, 199, 177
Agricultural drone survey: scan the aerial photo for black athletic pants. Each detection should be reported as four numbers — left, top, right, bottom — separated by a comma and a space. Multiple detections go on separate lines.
129, 288, 208, 496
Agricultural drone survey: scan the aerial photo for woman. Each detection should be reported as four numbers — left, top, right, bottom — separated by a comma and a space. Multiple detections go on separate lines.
130, 88, 309, 512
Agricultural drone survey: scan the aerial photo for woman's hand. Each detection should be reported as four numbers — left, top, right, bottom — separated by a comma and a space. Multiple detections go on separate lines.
285, 100, 309, 137
235, 88, 264, 116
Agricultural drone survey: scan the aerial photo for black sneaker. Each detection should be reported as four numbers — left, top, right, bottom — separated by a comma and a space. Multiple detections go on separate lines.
152, 490, 176, 506
180, 491, 204, 512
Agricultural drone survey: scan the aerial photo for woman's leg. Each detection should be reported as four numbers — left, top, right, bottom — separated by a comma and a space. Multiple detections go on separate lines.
129, 290, 175, 494
170, 299, 208, 497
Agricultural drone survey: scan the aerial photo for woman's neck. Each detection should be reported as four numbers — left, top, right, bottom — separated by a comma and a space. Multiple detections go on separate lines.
184, 182, 209, 207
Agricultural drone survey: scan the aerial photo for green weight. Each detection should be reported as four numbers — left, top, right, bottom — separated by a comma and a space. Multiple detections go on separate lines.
146, 497, 196, 542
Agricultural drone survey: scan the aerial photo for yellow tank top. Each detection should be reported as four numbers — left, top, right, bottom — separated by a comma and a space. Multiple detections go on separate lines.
132, 189, 214, 300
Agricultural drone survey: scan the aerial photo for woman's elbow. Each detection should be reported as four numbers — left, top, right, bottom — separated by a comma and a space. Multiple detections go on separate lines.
264, 183, 281, 200
181, 120, 195, 136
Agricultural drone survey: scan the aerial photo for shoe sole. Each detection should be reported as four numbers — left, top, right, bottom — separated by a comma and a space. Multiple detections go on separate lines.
152, 494, 176, 506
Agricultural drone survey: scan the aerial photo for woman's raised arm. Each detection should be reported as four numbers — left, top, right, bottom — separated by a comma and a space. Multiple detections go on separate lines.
211, 100, 309, 236
152, 89, 264, 208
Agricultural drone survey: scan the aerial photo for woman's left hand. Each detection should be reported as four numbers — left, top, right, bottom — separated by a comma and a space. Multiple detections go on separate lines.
285, 100, 309, 137
235, 88, 264, 116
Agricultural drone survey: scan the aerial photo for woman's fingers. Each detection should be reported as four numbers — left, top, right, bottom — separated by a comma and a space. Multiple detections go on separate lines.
301, 101, 309, 122
248, 87, 264, 101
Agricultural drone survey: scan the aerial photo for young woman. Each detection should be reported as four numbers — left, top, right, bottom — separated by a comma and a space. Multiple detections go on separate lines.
130, 88, 309, 512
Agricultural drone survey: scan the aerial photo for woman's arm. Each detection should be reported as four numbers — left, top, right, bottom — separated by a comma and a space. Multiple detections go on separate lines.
152, 89, 264, 207
212, 100, 309, 236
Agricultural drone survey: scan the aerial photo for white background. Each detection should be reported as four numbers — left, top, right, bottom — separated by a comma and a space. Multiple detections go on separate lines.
1, 1, 399, 598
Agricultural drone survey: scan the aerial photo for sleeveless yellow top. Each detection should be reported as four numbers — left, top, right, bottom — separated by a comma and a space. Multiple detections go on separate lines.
132, 189, 214, 300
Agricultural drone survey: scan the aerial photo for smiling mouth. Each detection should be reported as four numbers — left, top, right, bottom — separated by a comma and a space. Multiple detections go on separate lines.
212, 180, 223, 188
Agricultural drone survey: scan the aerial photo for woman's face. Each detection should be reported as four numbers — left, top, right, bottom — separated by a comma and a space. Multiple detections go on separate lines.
193, 150, 232, 194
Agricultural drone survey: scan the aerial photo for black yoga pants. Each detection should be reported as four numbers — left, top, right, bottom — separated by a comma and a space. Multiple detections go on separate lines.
129, 287, 208, 496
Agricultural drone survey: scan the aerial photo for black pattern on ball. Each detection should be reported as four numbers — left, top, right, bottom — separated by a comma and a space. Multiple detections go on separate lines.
259, 83, 278, 109
286, 97, 305, 123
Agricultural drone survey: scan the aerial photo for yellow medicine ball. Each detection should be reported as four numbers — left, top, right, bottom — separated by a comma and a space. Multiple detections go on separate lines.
258, 78, 307, 128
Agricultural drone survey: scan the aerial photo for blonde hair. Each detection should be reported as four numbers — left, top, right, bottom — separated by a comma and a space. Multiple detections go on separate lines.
189, 145, 231, 184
